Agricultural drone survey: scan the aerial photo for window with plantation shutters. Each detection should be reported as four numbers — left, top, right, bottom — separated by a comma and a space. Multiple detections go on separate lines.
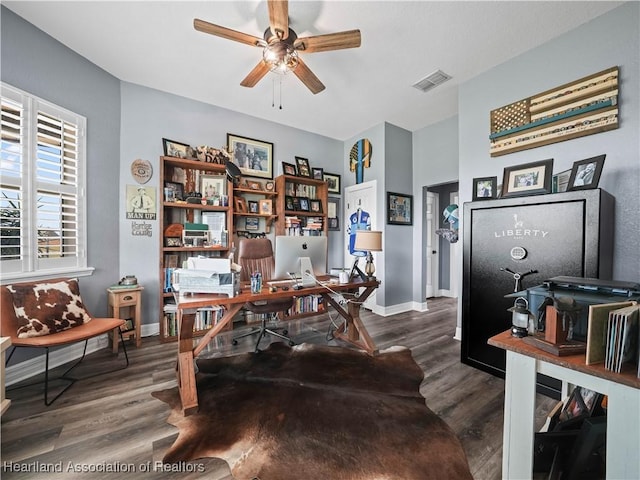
1, 83, 89, 280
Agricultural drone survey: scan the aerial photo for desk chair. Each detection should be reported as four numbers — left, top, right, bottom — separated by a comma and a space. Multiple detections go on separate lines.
232, 238, 294, 351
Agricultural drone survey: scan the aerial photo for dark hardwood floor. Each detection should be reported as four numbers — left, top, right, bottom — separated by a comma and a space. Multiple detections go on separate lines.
1, 298, 557, 479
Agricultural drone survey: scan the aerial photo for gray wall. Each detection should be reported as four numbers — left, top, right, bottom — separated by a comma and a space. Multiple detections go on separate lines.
1, 6, 121, 315
412, 116, 459, 304
119, 82, 344, 328
458, 2, 639, 283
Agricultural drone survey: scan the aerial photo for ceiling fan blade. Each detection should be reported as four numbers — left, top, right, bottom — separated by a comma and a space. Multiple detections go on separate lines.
240, 61, 271, 88
293, 58, 325, 94
294, 29, 361, 53
194, 18, 264, 47
268, 0, 289, 40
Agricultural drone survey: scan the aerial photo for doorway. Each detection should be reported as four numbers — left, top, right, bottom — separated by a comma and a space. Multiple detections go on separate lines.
425, 182, 459, 299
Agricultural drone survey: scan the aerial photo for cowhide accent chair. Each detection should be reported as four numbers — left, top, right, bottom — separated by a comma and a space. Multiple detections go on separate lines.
1, 278, 129, 405
231, 238, 295, 351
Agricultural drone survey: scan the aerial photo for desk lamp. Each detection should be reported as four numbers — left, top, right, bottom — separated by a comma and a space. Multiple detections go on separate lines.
354, 230, 383, 279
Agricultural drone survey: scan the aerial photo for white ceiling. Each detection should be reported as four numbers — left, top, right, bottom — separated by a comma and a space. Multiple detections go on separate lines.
4, 1, 623, 140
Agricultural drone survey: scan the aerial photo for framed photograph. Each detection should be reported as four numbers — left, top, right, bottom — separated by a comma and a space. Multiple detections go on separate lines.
259, 199, 273, 215
295, 156, 311, 177
248, 180, 262, 190
298, 197, 310, 212
265, 181, 275, 192
282, 161, 297, 176
292, 197, 301, 211
164, 181, 184, 201
387, 192, 413, 225
234, 196, 247, 213
558, 386, 602, 424
285, 195, 295, 211
227, 133, 273, 179
164, 237, 182, 247
200, 174, 226, 199
567, 154, 606, 191
245, 217, 259, 231
162, 138, 191, 159
327, 197, 340, 231
472, 176, 498, 201
501, 158, 554, 198
312, 167, 324, 180
324, 172, 341, 194
309, 199, 322, 213
247, 200, 259, 214
552, 169, 572, 193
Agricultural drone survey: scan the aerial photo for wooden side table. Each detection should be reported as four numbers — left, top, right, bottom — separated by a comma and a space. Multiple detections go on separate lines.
107, 286, 143, 352
1, 337, 11, 416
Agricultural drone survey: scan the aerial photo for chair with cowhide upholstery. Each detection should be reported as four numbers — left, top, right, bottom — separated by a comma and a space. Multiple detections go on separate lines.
1, 278, 129, 406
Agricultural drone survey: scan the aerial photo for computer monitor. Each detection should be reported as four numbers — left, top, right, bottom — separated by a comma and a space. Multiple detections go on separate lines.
273, 235, 328, 286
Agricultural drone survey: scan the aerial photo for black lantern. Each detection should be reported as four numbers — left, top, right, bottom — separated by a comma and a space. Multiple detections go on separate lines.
507, 297, 534, 338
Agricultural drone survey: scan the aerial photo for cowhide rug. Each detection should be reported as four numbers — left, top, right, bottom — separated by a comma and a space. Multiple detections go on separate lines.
152, 342, 473, 480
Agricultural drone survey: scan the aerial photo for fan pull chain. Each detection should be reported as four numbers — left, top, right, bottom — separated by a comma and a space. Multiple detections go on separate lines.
279, 76, 283, 110
272, 77, 275, 108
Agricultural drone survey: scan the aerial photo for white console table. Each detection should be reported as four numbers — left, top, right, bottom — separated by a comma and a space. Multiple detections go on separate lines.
489, 330, 640, 480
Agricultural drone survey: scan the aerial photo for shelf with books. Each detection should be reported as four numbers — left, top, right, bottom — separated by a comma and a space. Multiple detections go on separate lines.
159, 155, 235, 343
275, 174, 327, 236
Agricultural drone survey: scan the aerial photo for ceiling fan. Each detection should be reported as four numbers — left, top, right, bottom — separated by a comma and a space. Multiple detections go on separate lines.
194, 0, 361, 94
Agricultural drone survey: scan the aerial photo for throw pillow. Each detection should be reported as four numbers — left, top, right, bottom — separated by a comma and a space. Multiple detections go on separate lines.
8, 278, 93, 338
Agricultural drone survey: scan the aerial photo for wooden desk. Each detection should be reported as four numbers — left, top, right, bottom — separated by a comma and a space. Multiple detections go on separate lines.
489, 330, 640, 480
174, 277, 380, 415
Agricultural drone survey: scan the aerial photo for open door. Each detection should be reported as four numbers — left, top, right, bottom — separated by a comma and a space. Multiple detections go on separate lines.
426, 191, 439, 298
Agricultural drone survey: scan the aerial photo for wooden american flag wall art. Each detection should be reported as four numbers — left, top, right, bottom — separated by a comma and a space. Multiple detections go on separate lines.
489, 66, 619, 157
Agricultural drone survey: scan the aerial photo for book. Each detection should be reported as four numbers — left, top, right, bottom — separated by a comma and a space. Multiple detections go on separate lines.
585, 301, 636, 365
604, 304, 640, 373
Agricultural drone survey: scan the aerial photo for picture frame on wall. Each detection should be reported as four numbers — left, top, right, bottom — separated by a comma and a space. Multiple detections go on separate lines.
227, 133, 273, 179
245, 217, 259, 231
567, 154, 606, 191
387, 192, 413, 225
472, 176, 498, 201
501, 158, 554, 198
323, 172, 341, 194
327, 197, 340, 231
295, 156, 311, 177
282, 161, 297, 176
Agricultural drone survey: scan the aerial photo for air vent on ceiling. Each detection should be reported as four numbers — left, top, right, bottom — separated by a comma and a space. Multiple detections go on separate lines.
412, 69, 452, 93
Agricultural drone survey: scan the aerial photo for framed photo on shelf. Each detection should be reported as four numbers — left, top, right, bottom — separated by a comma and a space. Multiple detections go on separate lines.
164, 181, 184, 201
309, 199, 322, 213
248, 180, 262, 190
227, 133, 273, 179
245, 217, 259, 231
312, 167, 324, 180
298, 197, 310, 211
259, 199, 273, 215
387, 192, 413, 225
552, 169, 572, 193
567, 154, 605, 191
285, 195, 295, 211
200, 174, 226, 199
472, 176, 497, 201
234, 196, 247, 213
295, 156, 311, 177
324, 172, 341, 194
162, 138, 191, 159
265, 181, 275, 192
292, 197, 301, 211
248, 200, 259, 214
282, 161, 297, 176
501, 158, 554, 198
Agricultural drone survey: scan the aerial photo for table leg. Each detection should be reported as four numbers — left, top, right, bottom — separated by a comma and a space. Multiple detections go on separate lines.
322, 285, 378, 355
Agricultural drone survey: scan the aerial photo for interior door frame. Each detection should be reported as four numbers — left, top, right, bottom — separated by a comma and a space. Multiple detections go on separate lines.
426, 191, 439, 298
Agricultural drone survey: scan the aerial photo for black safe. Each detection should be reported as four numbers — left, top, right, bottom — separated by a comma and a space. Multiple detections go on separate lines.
462, 189, 614, 397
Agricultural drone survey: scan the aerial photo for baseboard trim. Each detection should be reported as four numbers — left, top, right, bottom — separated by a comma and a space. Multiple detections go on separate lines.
453, 326, 462, 341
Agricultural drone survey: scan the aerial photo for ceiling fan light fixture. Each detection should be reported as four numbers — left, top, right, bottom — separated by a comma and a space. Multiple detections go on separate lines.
263, 43, 299, 74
